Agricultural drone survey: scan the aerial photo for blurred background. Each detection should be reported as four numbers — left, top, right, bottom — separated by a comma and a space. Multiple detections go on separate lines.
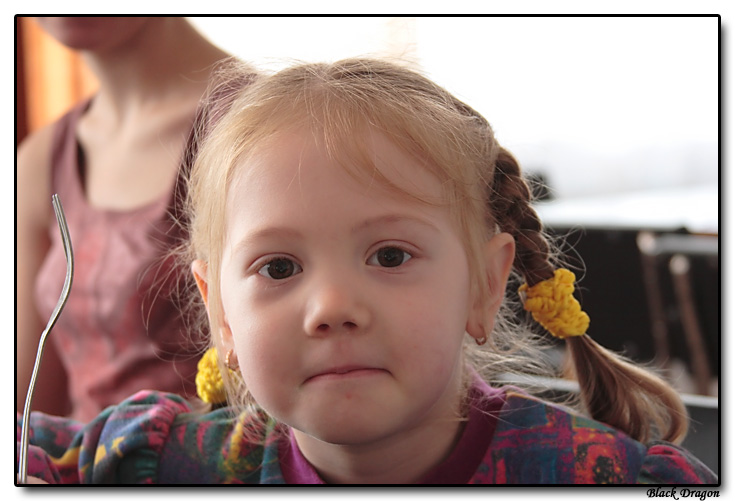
16, 16, 719, 473
17, 16, 718, 199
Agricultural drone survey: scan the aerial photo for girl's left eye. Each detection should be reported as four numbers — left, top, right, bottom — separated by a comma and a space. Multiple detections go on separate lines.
367, 246, 413, 268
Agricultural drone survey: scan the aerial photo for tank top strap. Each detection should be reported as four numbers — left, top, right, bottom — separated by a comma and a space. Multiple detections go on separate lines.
48, 97, 93, 201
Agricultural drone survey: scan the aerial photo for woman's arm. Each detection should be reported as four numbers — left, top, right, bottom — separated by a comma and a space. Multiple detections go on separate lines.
16, 124, 71, 417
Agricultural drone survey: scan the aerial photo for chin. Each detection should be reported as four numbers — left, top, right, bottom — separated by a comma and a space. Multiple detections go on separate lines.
36, 17, 106, 48
36, 17, 148, 51
295, 412, 401, 447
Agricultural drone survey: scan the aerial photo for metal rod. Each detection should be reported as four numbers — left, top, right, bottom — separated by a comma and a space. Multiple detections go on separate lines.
18, 194, 74, 483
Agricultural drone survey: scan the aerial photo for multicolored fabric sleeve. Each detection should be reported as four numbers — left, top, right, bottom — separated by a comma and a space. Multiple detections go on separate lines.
637, 441, 718, 485
475, 389, 718, 485
16, 411, 84, 484
155, 407, 283, 484
479, 390, 648, 484
16, 390, 192, 484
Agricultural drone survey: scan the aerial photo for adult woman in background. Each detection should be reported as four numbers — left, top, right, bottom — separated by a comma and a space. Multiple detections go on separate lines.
17, 17, 233, 421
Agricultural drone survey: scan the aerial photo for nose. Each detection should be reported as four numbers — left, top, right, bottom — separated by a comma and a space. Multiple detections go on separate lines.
303, 273, 371, 336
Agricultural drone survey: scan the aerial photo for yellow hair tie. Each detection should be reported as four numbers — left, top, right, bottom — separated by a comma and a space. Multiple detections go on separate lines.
195, 347, 227, 404
518, 269, 590, 339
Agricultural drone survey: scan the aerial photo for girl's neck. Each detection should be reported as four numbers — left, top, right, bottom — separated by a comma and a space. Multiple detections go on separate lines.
81, 18, 228, 118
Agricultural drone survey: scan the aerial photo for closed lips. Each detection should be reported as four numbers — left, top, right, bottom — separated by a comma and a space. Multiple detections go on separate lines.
306, 366, 386, 382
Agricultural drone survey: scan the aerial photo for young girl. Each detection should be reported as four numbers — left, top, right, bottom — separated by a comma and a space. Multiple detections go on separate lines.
17, 58, 717, 485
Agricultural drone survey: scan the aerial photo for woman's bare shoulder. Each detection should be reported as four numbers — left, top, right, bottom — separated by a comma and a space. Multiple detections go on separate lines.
17, 122, 56, 223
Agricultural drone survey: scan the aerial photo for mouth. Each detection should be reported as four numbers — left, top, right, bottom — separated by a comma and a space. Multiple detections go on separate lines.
305, 366, 388, 384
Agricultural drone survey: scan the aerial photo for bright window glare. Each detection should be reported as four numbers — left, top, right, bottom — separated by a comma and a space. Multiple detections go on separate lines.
417, 17, 717, 148
189, 16, 718, 199
189, 17, 414, 70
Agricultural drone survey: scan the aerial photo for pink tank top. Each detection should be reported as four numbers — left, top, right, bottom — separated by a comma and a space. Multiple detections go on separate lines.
34, 99, 201, 422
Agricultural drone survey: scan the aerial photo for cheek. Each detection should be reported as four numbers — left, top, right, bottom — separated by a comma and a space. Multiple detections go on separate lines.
223, 292, 300, 412
232, 319, 293, 412
421, 265, 472, 331
221, 284, 280, 379
392, 271, 471, 363
427, 270, 471, 354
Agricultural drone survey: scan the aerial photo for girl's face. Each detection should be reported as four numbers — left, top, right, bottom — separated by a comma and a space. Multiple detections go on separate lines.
214, 128, 487, 447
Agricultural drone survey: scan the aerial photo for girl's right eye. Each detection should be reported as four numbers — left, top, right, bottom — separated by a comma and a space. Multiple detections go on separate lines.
257, 257, 302, 280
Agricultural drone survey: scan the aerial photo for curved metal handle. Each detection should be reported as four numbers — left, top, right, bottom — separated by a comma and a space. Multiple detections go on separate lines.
18, 194, 74, 484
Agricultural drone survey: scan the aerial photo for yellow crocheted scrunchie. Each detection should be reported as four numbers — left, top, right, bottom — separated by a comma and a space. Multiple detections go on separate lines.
195, 347, 228, 404
518, 268, 590, 339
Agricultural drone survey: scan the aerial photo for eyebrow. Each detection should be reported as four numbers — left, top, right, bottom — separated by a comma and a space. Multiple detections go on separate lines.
233, 214, 440, 255
349, 214, 440, 235
232, 226, 305, 254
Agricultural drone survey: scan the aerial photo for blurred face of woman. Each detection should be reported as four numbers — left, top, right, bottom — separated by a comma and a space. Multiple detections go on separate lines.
35, 17, 152, 52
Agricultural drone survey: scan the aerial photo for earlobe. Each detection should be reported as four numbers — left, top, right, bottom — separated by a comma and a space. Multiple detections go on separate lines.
466, 233, 516, 343
191, 259, 210, 313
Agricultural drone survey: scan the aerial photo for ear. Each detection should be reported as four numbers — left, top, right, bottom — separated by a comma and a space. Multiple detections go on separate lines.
466, 232, 516, 342
192, 259, 234, 346
191, 259, 210, 313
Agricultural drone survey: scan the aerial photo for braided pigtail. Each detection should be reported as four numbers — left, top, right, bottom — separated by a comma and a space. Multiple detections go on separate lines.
489, 148, 554, 286
489, 147, 688, 444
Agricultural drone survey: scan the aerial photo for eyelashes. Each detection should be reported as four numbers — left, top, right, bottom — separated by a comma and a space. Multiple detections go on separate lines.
256, 246, 414, 281
257, 257, 303, 280
366, 246, 412, 268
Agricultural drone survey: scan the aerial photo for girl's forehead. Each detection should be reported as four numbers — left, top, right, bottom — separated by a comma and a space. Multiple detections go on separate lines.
221, 128, 466, 260
229, 127, 446, 205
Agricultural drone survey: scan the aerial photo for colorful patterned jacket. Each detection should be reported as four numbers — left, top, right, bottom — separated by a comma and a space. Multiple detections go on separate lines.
17, 382, 717, 485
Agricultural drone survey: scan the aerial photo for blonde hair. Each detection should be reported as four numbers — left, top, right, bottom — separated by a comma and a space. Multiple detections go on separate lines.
184, 58, 687, 444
